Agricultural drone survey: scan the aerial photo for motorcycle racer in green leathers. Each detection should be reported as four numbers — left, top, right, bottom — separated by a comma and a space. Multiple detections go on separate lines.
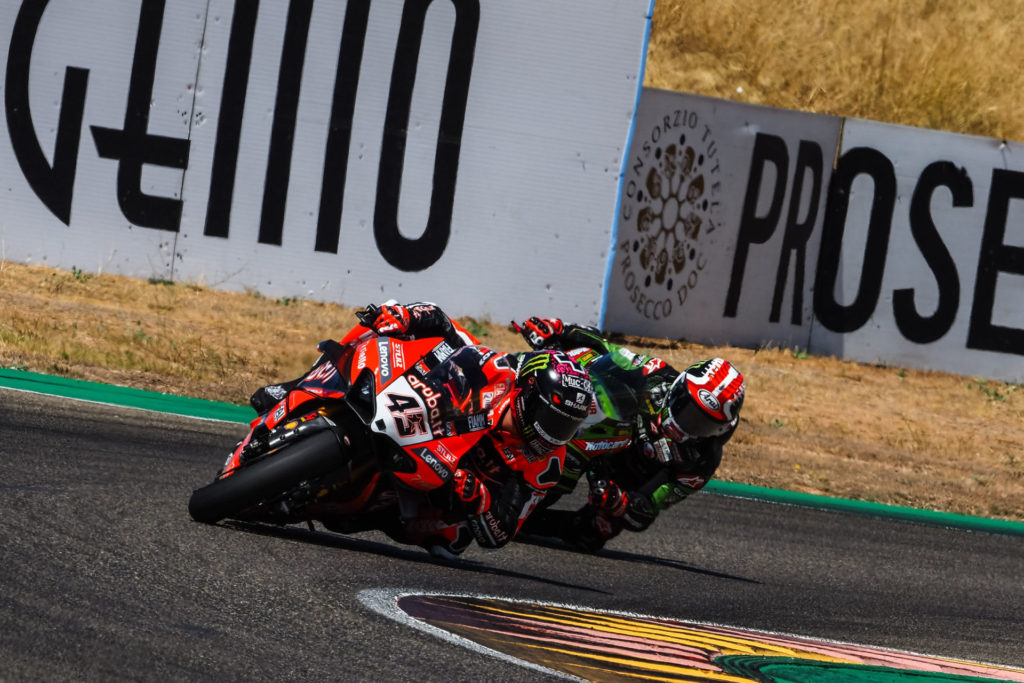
512, 317, 745, 552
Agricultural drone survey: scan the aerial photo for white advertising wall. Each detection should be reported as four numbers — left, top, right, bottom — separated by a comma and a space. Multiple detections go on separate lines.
11, 1, 1022, 382
809, 118, 1024, 380
603, 90, 843, 350
0, 1, 204, 274
0, 0, 653, 323
604, 89, 1024, 382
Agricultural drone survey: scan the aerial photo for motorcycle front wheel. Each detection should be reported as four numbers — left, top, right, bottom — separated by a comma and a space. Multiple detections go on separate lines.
188, 429, 345, 524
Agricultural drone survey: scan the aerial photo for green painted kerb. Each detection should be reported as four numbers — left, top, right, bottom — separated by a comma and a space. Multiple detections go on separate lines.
3, 368, 1023, 539
0, 368, 252, 424
717, 655, 1005, 682
702, 480, 1024, 538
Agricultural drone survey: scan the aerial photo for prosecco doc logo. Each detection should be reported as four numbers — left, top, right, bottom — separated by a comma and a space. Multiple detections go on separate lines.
618, 108, 722, 321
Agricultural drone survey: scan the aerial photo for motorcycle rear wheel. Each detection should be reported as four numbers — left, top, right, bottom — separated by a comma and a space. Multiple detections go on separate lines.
188, 429, 344, 524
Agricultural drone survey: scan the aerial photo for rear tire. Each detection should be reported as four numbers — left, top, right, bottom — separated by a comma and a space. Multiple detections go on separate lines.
188, 430, 344, 524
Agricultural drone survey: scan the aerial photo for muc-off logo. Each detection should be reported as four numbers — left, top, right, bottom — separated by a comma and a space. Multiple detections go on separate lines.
561, 374, 591, 392
619, 108, 722, 321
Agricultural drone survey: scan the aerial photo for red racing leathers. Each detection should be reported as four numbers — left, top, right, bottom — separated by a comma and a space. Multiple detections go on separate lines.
251, 302, 567, 557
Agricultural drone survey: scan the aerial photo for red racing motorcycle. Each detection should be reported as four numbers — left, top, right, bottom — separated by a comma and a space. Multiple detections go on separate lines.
187, 314, 512, 547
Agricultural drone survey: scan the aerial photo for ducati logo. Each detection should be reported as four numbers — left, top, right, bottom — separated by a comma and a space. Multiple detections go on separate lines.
618, 107, 723, 321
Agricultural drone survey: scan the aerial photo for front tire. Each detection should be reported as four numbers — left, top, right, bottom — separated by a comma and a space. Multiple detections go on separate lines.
188, 430, 344, 524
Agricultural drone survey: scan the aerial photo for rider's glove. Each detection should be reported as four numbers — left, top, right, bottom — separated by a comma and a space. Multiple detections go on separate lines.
367, 303, 412, 336
622, 494, 657, 532
511, 317, 564, 349
453, 469, 491, 515
641, 436, 675, 464
638, 414, 676, 464
589, 479, 629, 517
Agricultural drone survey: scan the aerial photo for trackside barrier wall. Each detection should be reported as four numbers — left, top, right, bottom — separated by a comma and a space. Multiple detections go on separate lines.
9, 1, 1024, 383
0, 0, 653, 323
604, 89, 1024, 382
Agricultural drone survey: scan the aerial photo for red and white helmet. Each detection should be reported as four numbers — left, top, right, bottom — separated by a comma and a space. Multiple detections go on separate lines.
659, 358, 744, 443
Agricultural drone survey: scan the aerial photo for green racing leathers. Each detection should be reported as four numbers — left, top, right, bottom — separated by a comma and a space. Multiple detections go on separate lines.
517, 322, 734, 552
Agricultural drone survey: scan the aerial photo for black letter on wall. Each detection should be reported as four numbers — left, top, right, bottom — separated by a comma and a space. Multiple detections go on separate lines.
724, 133, 788, 317
258, 0, 314, 246
5, 0, 88, 225
892, 161, 971, 343
813, 147, 896, 333
315, 0, 371, 253
374, 0, 480, 272
204, 1, 260, 238
967, 168, 1024, 355
770, 140, 823, 324
91, 0, 190, 232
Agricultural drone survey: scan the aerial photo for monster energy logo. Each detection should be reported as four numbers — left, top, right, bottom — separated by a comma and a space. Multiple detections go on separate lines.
518, 353, 551, 376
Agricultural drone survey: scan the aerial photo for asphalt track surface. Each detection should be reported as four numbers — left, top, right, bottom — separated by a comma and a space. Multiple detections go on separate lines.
2, 387, 1023, 681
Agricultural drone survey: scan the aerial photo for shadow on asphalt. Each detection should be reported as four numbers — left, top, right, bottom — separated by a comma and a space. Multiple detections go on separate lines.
218, 520, 611, 594
516, 533, 760, 584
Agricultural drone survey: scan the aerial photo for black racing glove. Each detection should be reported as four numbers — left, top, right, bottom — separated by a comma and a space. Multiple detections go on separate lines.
622, 493, 657, 532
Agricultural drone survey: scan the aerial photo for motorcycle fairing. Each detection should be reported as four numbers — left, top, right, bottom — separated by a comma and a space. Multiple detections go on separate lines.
221, 410, 335, 478
218, 330, 507, 499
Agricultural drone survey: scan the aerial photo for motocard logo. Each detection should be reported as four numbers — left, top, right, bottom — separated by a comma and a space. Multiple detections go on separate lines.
583, 438, 632, 452
618, 107, 722, 321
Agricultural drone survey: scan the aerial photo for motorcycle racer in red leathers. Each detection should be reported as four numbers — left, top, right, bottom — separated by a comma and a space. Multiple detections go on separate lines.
511, 317, 745, 552
249, 302, 595, 558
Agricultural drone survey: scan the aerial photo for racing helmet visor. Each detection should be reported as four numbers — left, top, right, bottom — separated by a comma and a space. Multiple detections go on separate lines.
531, 393, 584, 446
662, 392, 731, 442
515, 389, 583, 457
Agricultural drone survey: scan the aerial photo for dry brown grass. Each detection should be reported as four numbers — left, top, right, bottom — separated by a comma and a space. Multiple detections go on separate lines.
647, 0, 1024, 142
0, 263, 350, 400
2, 261, 1022, 522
